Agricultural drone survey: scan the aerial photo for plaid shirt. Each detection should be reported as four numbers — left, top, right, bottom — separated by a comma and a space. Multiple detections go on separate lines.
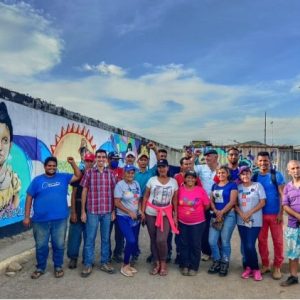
81, 166, 116, 214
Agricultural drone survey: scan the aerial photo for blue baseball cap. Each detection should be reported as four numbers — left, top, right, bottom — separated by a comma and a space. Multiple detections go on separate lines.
124, 164, 136, 172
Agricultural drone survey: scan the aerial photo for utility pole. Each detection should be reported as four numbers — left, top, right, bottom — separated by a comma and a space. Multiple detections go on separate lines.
264, 111, 267, 145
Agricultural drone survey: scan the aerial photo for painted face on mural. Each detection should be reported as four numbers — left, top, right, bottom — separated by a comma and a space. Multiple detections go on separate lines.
0, 123, 11, 166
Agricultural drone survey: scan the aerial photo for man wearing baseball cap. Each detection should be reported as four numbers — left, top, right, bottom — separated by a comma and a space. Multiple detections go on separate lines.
194, 148, 219, 261
67, 152, 95, 270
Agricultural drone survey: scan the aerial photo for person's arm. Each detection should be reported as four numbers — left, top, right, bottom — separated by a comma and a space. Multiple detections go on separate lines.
218, 189, 238, 218
81, 187, 88, 223
67, 157, 82, 183
114, 198, 137, 220
70, 186, 78, 223
147, 142, 159, 159
141, 187, 150, 222
23, 194, 33, 227
243, 198, 266, 222
276, 184, 285, 223
172, 190, 178, 227
283, 205, 300, 221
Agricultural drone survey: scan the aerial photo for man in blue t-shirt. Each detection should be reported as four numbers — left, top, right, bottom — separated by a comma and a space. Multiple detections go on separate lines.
254, 151, 285, 280
23, 156, 81, 279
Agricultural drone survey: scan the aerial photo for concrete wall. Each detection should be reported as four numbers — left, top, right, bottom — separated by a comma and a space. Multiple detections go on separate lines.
0, 86, 181, 236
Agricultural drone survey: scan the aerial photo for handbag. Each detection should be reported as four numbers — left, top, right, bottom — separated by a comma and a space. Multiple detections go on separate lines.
211, 217, 224, 231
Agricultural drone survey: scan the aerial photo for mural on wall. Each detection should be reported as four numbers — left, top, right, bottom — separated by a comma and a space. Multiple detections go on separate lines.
0, 100, 145, 228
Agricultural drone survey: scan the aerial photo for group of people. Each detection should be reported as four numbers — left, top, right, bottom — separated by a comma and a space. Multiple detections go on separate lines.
23, 143, 300, 288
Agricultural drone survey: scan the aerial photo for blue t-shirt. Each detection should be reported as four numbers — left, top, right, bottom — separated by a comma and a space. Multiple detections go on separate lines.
212, 182, 238, 210
134, 168, 155, 196
256, 172, 285, 214
27, 173, 73, 222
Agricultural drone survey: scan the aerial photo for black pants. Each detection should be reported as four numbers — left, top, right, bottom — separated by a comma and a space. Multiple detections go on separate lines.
201, 210, 212, 256
179, 221, 206, 271
109, 219, 124, 257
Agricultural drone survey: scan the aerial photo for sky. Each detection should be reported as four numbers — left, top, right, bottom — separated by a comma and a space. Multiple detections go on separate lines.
1, 0, 300, 148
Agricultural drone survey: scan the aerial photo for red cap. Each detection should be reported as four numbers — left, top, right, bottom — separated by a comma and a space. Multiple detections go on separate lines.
84, 153, 95, 162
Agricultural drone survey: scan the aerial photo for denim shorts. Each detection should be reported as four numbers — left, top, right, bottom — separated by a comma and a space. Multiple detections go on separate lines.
285, 227, 300, 259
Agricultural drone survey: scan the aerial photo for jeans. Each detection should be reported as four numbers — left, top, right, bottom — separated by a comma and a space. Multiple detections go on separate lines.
116, 215, 139, 264
179, 221, 206, 271
202, 210, 212, 256
83, 212, 111, 267
258, 214, 284, 268
109, 219, 124, 257
32, 218, 67, 272
209, 211, 236, 262
238, 225, 261, 270
67, 219, 86, 261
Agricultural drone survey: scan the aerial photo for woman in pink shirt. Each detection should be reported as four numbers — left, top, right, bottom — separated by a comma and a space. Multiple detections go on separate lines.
178, 170, 211, 276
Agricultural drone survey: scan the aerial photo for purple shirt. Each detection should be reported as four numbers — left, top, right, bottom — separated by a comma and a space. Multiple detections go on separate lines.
283, 181, 300, 228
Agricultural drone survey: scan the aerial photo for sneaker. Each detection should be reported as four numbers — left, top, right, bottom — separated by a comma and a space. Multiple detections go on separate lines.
146, 254, 153, 264
188, 269, 197, 276
68, 259, 77, 269
219, 261, 229, 277
261, 265, 271, 274
99, 263, 115, 274
181, 267, 189, 276
201, 253, 210, 261
253, 269, 263, 281
272, 267, 282, 280
280, 275, 299, 287
208, 260, 221, 274
120, 265, 134, 277
241, 267, 252, 279
81, 266, 92, 278
112, 254, 123, 263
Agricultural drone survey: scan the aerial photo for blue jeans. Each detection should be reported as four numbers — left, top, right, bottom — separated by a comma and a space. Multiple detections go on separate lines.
116, 215, 139, 264
67, 219, 86, 261
32, 218, 67, 272
83, 212, 111, 267
209, 211, 236, 262
238, 225, 261, 270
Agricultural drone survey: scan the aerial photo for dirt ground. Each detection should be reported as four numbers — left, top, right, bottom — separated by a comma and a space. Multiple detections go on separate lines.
0, 222, 299, 299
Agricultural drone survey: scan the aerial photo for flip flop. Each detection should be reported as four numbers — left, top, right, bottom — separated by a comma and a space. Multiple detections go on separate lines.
159, 268, 168, 276
149, 266, 160, 275
31, 270, 44, 279
54, 268, 64, 278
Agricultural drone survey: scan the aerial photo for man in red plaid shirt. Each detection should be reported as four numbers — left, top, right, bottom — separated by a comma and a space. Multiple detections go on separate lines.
80, 149, 116, 277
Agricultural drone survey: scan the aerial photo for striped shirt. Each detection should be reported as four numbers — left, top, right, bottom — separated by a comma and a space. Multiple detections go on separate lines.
81, 166, 116, 214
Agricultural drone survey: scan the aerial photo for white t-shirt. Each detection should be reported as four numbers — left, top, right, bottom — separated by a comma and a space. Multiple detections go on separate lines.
237, 182, 266, 227
145, 176, 178, 216
194, 164, 216, 197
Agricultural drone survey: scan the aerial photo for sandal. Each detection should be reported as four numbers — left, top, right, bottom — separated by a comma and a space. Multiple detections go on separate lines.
149, 265, 160, 275
31, 270, 44, 279
54, 268, 64, 278
159, 268, 168, 276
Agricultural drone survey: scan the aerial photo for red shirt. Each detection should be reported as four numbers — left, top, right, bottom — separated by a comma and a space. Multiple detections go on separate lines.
174, 173, 203, 188
111, 167, 124, 182
81, 167, 116, 214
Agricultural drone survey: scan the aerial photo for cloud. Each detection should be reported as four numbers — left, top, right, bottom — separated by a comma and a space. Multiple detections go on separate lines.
82, 62, 126, 77
0, 2, 63, 77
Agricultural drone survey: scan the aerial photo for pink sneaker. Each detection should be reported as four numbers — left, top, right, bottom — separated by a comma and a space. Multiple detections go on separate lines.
241, 267, 252, 279
253, 269, 263, 281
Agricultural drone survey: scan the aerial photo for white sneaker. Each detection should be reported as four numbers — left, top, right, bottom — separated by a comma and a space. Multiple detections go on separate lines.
201, 253, 210, 261
129, 266, 138, 273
